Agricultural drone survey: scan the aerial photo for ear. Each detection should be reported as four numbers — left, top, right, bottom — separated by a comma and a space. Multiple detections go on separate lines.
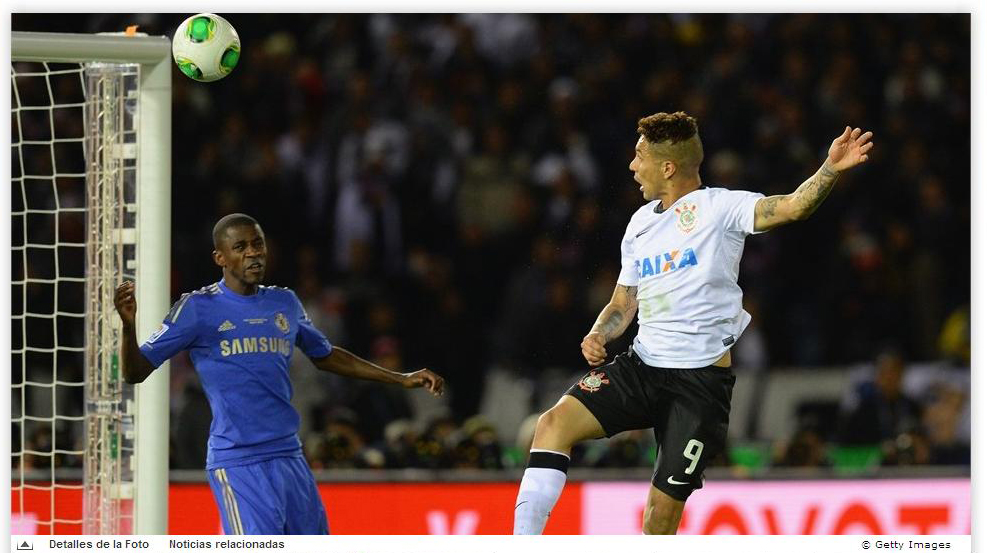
212, 249, 225, 268
662, 160, 677, 179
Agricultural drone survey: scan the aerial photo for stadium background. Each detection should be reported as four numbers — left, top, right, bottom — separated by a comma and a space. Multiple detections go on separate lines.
11, 13, 970, 534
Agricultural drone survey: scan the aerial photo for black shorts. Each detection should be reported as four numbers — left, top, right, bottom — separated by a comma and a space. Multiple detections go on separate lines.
565, 347, 735, 502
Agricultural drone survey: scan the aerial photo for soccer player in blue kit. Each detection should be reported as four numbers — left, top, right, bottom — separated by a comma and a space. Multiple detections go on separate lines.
113, 213, 445, 535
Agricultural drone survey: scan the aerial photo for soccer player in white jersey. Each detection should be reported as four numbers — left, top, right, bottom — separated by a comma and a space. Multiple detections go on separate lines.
513, 111, 874, 534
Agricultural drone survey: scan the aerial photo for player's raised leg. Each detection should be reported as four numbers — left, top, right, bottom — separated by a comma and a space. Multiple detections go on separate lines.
642, 486, 685, 535
513, 395, 605, 534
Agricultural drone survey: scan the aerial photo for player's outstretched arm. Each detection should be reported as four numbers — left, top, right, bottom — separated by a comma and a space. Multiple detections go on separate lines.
113, 281, 156, 384
312, 347, 444, 397
581, 284, 638, 367
753, 126, 874, 232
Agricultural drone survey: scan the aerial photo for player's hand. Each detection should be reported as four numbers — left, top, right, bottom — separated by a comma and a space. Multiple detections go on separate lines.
401, 369, 445, 397
581, 331, 608, 367
826, 126, 874, 172
114, 281, 137, 327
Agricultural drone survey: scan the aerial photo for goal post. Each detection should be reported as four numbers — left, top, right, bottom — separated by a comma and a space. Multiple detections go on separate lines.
11, 31, 171, 534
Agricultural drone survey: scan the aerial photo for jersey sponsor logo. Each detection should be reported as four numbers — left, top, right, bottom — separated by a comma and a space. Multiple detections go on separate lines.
218, 320, 236, 332
145, 323, 170, 344
675, 202, 698, 233
578, 370, 610, 393
219, 336, 292, 357
275, 312, 289, 334
243, 318, 267, 324
634, 248, 698, 278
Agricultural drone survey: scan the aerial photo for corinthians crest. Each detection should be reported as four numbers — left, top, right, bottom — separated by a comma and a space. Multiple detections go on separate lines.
578, 370, 610, 393
275, 312, 289, 334
675, 202, 698, 233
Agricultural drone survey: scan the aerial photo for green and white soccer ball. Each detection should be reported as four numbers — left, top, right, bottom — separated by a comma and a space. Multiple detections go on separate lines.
172, 13, 240, 82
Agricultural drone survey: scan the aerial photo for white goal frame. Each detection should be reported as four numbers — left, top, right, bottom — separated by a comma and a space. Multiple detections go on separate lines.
12, 31, 171, 534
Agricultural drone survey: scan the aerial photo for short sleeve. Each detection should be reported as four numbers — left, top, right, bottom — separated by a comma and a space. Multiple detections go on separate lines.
139, 293, 200, 368
714, 188, 766, 235
616, 223, 639, 286
291, 291, 333, 359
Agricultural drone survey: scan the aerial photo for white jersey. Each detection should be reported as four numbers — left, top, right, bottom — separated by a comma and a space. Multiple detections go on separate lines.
617, 186, 765, 368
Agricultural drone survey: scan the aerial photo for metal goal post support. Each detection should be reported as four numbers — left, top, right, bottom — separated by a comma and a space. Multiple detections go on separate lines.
12, 31, 172, 535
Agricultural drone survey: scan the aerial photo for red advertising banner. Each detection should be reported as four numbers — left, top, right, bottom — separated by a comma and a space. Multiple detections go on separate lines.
581, 480, 972, 535
323, 483, 580, 534
11, 479, 970, 535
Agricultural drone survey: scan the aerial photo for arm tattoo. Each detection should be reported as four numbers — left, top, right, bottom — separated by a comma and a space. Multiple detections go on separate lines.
758, 196, 781, 219
617, 284, 637, 301
592, 286, 637, 341
793, 162, 840, 217
597, 309, 625, 339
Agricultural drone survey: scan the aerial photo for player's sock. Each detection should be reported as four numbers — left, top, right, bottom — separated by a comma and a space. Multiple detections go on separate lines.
513, 449, 570, 535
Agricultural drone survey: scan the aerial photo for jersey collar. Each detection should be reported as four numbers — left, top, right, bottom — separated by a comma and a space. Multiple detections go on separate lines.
654, 185, 707, 214
218, 279, 263, 302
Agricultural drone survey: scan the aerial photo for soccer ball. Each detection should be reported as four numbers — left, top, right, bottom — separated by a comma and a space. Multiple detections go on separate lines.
172, 13, 240, 82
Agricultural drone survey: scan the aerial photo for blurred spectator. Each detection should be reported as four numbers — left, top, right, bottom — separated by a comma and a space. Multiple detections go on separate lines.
382, 419, 421, 468
921, 384, 970, 465
774, 426, 830, 468
837, 350, 922, 448
413, 416, 459, 469
452, 416, 504, 469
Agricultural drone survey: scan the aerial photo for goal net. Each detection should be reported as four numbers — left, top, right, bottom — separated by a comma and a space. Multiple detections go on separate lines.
11, 31, 172, 535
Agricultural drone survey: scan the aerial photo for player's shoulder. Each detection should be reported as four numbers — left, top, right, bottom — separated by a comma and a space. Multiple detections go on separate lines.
165, 283, 221, 323
697, 186, 763, 212
259, 284, 300, 301
701, 185, 760, 200
184, 282, 223, 301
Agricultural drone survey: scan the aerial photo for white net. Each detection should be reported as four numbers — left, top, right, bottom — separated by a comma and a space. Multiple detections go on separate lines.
11, 59, 139, 535
12, 60, 89, 535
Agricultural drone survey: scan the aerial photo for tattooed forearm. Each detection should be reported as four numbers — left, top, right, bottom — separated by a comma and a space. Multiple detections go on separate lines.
591, 285, 638, 341
594, 309, 625, 341
792, 161, 841, 218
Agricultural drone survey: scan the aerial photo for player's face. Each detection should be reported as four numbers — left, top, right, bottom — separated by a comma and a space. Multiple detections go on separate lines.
629, 136, 665, 202
216, 224, 267, 287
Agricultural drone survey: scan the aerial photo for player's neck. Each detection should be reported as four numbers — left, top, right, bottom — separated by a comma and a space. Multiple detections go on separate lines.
221, 274, 259, 296
663, 179, 702, 207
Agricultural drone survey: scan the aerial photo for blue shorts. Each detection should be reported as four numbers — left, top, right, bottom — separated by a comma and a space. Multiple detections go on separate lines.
207, 456, 329, 535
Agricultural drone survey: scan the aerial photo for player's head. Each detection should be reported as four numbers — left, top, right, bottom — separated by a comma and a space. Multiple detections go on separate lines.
631, 111, 704, 202
212, 213, 266, 288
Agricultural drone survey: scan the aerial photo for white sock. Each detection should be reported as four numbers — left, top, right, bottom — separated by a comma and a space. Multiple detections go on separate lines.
513, 450, 569, 535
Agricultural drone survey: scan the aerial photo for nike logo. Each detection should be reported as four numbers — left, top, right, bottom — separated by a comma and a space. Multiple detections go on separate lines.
635, 226, 656, 238
515, 501, 529, 510
667, 476, 689, 486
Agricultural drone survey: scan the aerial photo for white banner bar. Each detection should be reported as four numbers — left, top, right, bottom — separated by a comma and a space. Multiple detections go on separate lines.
10, 534, 972, 553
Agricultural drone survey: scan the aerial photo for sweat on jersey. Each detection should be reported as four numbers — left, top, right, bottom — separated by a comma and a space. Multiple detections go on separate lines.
618, 186, 766, 368
139, 279, 333, 469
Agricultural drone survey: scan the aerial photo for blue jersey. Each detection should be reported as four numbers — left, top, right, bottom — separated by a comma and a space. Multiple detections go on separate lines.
139, 279, 333, 469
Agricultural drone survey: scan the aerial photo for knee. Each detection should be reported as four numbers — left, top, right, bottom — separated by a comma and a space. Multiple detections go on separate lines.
536, 408, 562, 434
532, 407, 570, 448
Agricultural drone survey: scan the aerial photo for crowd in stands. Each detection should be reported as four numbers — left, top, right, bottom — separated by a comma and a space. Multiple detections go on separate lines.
11, 14, 970, 474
